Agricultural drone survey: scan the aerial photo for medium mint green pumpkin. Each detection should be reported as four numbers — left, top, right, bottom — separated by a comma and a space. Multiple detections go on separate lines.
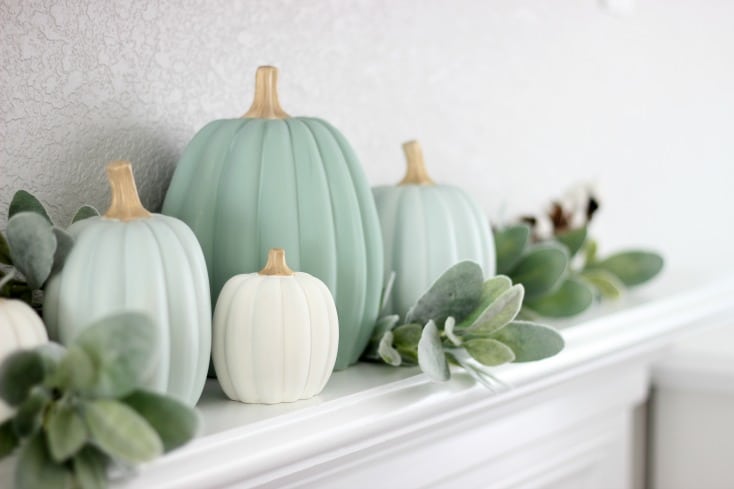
373, 141, 495, 318
162, 66, 383, 370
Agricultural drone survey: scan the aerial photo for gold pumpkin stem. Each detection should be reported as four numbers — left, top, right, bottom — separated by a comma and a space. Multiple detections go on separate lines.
399, 140, 435, 186
104, 161, 152, 221
259, 248, 295, 276
242, 66, 290, 119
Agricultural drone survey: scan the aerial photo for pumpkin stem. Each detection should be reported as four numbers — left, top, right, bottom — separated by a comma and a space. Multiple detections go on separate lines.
259, 248, 295, 276
243, 66, 290, 119
399, 140, 435, 185
104, 161, 152, 221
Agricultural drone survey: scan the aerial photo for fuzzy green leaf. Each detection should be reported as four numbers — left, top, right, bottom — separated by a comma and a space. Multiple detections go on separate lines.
591, 251, 664, 287
51, 228, 74, 274
363, 315, 400, 361
406, 261, 484, 326
459, 275, 512, 328
71, 206, 100, 224
73, 312, 157, 397
0, 232, 12, 265
581, 269, 625, 299
445, 317, 462, 346
418, 320, 450, 382
525, 278, 594, 318
83, 399, 163, 464
9, 190, 52, 224
121, 390, 198, 453
554, 227, 587, 257
6, 212, 57, 289
377, 332, 401, 366
393, 323, 422, 349
509, 244, 568, 299
464, 338, 516, 367
0, 350, 46, 406
46, 401, 88, 462
13, 387, 49, 438
584, 239, 598, 266
51, 346, 95, 393
73, 447, 109, 489
15, 434, 74, 489
466, 284, 524, 334
491, 321, 565, 362
0, 419, 19, 459
494, 225, 530, 274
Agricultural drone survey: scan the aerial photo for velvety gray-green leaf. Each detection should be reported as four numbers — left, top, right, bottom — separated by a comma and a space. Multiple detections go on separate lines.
445, 317, 462, 346
72, 205, 100, 224
406, 261, 484, 326
121, 390, 198, 453
494, 225, 530, 274
509, 244, 568, 299
417, 320, 450, 382
6, 212, 57, 289
73, 447, 109, 489
9, 190, 52, 224
13, 387, 49, 437
0, 350, 46, 406
393, 323, 422, 349
554, 227, 587, 257
83, 399, 163, 464
46, 401, 88, 462
466, 284, 524, 334
458, 275, 512, 328
51, 228, 74, 274
491, 321, 565, 362
524, 278, 594, 318
0, 419, 19, 459
377, 332, 401, 366
362, 315, 400, 361
584, 239, 598, 266
73, 312, 157, 397
581, 269, 625, 299
0, 232, 12, 265
591, 251, 664, 286
464, 338, 516, 366
15, 434, 74, 489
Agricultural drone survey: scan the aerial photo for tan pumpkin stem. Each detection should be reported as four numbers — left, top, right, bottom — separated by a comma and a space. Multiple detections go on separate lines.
259, 248, 295, 276
104, 161, 152, 221
399, 140, 435, 185
243, 66, 290, 119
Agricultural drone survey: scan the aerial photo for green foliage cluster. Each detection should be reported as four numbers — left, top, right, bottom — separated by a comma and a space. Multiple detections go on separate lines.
0, 191, 98, 306
0, 313, 198, 489
494, 224, 664, 318
363, 262, 565, 387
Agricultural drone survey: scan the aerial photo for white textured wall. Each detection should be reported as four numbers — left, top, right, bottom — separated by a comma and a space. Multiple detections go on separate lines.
2, 0, 733, 273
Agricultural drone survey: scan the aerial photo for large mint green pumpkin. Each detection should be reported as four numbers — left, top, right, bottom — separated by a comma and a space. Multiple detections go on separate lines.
162, 66, 383, 370
373, 141, 495, 318
43, 162, 211, 406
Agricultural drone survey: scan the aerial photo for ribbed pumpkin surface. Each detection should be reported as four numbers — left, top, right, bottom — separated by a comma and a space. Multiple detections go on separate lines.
373, 184, 495, 318
43, 215, 212, 406
163, 117, 383, 369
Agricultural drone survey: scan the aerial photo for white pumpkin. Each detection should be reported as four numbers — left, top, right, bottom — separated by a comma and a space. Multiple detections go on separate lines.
43, 161, 211, 406
213, 249, 338, 404
0, 298, 48, 422
372, 140, 496, 318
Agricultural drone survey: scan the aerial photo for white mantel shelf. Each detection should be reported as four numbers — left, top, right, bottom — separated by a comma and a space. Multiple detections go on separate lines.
4, 272, 734, 489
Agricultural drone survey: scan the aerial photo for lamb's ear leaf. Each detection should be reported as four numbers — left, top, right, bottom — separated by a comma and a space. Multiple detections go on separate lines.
9, 190, 52, 224
71, 205, 99, 224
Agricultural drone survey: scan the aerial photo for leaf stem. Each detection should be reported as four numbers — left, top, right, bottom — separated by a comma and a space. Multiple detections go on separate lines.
0, 269, 17, 291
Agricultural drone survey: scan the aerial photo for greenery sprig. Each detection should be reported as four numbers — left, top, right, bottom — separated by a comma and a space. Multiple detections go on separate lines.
0, 312, 198, 489
494, 186, 664, 318
363, 261, 565, 388
0, 191, 98, 308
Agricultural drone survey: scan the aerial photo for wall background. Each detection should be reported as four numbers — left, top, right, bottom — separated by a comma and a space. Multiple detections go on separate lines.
2, 0, 733, 277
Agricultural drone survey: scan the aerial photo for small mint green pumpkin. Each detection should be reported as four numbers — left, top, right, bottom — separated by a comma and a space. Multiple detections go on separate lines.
162, 66, 383, 370
43, 162, 211, 406
372, 141, 495, 318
